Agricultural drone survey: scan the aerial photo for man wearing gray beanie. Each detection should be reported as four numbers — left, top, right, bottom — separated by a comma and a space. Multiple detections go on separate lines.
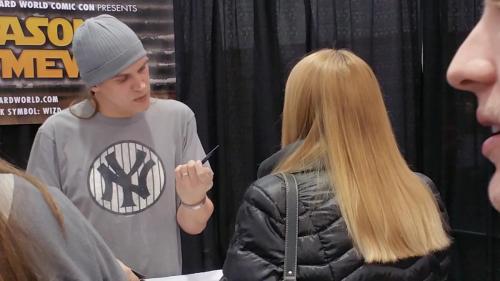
27, 14, 214, 279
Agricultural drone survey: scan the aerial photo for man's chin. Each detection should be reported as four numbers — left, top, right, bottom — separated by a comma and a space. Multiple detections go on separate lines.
488, 172, 500, 211
135, 96, 150, 112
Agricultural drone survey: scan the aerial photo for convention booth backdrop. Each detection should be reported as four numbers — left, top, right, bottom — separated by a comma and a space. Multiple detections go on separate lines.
0, 0, 497, 280
0, 0, 175, 126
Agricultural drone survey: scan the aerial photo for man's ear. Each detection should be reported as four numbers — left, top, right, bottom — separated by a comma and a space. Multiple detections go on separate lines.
91, 85, 99, 94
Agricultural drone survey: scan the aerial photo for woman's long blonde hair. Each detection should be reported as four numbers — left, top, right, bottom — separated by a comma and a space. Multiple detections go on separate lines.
275, 49, 450, 263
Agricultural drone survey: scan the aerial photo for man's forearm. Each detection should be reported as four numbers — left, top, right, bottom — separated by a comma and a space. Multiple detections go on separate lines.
176, 197, 214, 234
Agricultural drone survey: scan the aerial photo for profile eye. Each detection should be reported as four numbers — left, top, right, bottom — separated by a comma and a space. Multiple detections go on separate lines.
115, 76, 127, 83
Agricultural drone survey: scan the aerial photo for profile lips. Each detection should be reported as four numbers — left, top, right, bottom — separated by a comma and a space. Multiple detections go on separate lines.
492, 126, 500, 136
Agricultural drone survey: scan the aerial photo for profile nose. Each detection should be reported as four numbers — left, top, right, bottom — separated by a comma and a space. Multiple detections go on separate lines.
447, 59, 496, 93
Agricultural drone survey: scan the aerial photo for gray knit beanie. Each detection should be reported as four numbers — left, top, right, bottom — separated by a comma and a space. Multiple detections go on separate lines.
72, 14, 147, 86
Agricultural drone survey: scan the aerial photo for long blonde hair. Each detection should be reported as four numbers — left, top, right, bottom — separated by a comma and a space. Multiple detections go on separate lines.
275, 49, 450, 263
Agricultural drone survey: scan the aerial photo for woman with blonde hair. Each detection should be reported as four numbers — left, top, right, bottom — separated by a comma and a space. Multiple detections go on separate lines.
222, 49, 451, 280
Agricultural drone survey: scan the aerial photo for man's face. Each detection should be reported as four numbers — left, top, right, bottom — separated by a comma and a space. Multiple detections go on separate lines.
447, 0, 500, 211
92, 56, 151, 118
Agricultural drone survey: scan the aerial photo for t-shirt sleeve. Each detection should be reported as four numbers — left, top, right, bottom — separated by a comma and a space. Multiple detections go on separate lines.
10, 176, 126, 281
47, 186, 127, 281
27, 127, 62, 190
181, 114, 207, 164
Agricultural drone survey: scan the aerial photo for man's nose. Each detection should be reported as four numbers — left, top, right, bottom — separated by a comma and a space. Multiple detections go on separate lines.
131, 76, 146, 91
447, 59, 496, 93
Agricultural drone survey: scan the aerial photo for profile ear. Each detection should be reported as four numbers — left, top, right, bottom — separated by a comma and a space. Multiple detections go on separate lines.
90, 85, 99, 94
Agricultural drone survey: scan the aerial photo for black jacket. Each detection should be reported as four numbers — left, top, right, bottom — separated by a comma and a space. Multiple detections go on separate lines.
222, 148, 451, 281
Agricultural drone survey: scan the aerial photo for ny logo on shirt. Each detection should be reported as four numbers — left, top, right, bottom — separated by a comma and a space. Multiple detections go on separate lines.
98, 150, 152, 207
88, 141, 166, 215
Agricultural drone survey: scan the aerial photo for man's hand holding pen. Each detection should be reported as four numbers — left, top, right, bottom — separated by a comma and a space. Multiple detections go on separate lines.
175, 146, 217, 234
175, 145, 218, 208
175, 159, 213, 207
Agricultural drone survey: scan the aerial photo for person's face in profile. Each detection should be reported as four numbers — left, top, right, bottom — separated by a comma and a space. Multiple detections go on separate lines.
447, 0, 500, 211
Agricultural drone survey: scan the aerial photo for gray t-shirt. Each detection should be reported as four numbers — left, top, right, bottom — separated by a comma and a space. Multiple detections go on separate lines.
27, 98, 207, 277
0, 173, 126, 281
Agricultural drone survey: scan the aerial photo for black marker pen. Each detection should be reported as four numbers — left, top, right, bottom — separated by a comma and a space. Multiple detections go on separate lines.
201, 145, 220, 164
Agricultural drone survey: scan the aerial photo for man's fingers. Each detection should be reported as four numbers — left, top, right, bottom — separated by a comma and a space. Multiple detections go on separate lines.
176, 161, 213, 192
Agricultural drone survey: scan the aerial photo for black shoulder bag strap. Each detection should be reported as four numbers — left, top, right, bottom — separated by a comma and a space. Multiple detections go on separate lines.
281, 173, 298, 281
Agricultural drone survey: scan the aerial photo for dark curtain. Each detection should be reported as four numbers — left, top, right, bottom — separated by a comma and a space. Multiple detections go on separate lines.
422, 0, 499, 280
174, 0, 421, 274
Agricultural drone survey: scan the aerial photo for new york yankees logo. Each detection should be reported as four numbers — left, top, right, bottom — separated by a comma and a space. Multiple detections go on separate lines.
88, 141, 165, 215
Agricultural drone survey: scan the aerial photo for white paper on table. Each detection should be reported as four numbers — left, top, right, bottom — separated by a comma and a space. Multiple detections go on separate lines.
146, 269, 223, 281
